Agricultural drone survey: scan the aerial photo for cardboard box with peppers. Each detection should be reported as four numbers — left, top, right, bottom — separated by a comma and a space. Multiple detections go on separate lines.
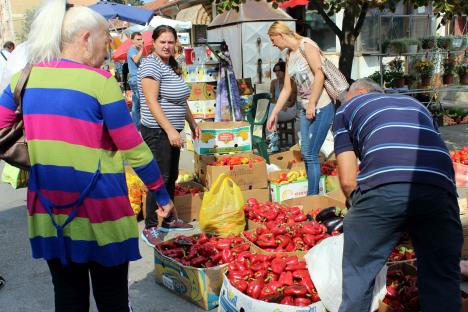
218, 252, 326, 311
452, 146, 468, 186
154, 233, 252, 310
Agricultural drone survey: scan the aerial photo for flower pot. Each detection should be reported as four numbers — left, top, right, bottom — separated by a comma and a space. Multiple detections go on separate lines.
461, 74, 468, 85
443, 74, 454, 85
421, 76, 432, 86
394, 78, 405, 88
422, 41, 434, 49
406, 45, 418, 54
452, 38, 463, 49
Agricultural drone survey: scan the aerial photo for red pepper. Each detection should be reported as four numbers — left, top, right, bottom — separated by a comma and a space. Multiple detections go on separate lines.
216, 238, 234, 250
294, 297, 312, 306
286, 261, 307, 271
280, 295, 295, 305
283, 284, 307, 296
232, 279, 249, 293
247, 280, 264, 299
293, 237, 305, 251
302, 222, 323, 235
243, 231, 257, 242
190, 255, 207, 267
210, 252, 222, 264
278, 271, 293, 286
285, 242, 295, 252
276, 235, 291, 249
293, 213, 307, 222
163, 248, 185, 258
264, 271, 278, 282
221, 249, 234, 263
285, 256, 299, 266
289, 206, 301, 215
256, 234, 278, 248
197, 233, 209, 244
259, 282, 283, 301
331, 230, 341, 236
179, 258, 191, 266
310, 292, 320, 302
271, 224, 288, 235
250, 262, 265, 272
254, 269, 268, 279
303, 234, 316, 247
271, 257, 287, 274
233, 243, 250, 252
263, 211, 279, 221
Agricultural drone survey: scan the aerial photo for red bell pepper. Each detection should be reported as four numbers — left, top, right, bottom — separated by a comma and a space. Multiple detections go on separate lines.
283, 284, 307, 296
285, 256, 299, 266
190, 255, 207, 267
264, 271, 278, 282
278, 271, 293, 286
216, 238, 234, 250
271, 257, 287, 274
243, 231, 257, 242
221, 249, 234, 263
247, 280, 264, 299
272, 224, 288, 235
302, 222, 322, 235
256, 234, 278, 248
303, 234, 316, 247
276, 235, 291, 249
232, 279, 249, 293
254, 269, 268, 279
285, 242, 295, 252
294, 297, 312, 306
286, 261, 307, 271
293, 237, 305, 251
293, 213, 307, 222
280, 296, 295, 305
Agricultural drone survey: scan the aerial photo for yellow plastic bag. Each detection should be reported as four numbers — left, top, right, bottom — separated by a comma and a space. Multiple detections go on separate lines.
125, 166, 147, 216
199, 173, 245, 236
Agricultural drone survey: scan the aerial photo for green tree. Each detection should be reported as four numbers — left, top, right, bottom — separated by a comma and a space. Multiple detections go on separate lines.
216, 0, 467, 81
112, 0, 144, 5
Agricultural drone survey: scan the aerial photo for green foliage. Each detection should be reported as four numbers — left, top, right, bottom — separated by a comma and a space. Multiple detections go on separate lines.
368, 71, 382, 84
442, 56, 456, 76
413, 59, 435, 78
420, 36, 436, 49
436, 36, 452, 49
458, 62, 468, 77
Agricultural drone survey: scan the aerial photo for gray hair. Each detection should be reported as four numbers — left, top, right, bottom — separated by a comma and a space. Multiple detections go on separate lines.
349, 78, 384, 93
27, 0, 108, 64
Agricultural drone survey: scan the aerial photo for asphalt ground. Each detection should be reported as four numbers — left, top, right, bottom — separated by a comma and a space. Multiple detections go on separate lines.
0, 123, 466, 311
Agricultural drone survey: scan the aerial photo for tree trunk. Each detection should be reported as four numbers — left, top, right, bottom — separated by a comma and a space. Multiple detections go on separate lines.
339, 42, 355, 82
338, 7, 359, 82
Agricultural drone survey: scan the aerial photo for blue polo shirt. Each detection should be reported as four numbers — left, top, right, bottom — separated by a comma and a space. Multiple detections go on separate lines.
127, 46, 139, 82
333, 92, 456, 195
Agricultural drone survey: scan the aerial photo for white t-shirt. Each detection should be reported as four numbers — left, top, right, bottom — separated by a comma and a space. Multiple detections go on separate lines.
0, 49, 11, 83
0, 43, 27, 92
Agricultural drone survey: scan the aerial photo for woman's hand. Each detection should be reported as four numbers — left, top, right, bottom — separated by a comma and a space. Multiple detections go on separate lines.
190, 122, 201, 140
167, 128, 183, 148
267, 114, 278, 132
156, 201, 174, 218
306, 104, 316, 120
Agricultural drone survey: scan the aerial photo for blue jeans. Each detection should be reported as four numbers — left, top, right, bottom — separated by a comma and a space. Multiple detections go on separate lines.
340, 183, 462, 312
128, 80, 140, 130
299, 102, 334, 195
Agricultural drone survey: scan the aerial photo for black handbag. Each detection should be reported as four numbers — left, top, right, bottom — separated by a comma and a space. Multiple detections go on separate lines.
0, 64, 32, 170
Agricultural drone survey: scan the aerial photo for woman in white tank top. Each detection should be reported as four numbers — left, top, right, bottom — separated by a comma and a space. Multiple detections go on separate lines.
266, 21, 335, 195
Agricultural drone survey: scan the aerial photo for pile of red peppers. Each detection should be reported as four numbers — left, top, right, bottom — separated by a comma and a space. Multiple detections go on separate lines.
227, 252, 320, 306
383, 266, 419, 312
243, 220, 333, 252
156, 234, 250, 268
243, 198, 308, 226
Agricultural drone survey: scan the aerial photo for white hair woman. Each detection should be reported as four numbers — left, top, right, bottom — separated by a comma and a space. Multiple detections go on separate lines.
0, 0, 173, 310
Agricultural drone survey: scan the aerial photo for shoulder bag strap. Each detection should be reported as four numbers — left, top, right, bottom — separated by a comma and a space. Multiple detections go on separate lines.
13, 63, 33, 114
0, 51, 7, 61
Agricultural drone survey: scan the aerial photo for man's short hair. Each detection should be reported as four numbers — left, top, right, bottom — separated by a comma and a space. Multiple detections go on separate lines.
131, 32, 142, 40
3, 41, 15, 51
349, 78, 384, 93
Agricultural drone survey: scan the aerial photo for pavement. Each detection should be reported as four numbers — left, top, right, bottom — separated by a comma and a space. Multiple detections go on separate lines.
0, 123, 467, 311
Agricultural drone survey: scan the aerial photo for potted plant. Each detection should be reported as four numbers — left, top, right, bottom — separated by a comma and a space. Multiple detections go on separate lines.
451, 35, 465, 50
437, 36, 452, 50
404, 38, 419, 54
388, 39, 407, 55
458, 63, 468, 85
385, 57, 405, 88
368, 71, 382, 84
413, 59, 435, 86
442, 55, 456, 85
420, 36, 435, 49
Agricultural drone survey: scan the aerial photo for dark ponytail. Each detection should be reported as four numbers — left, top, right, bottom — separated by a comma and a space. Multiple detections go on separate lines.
152, 25, 182, 76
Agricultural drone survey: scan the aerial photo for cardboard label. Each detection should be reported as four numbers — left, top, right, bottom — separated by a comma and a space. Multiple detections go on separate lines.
188, 82, 217, 101
270, 180, 308, 203
195, 122, 252, 155
188, 100, 216, 119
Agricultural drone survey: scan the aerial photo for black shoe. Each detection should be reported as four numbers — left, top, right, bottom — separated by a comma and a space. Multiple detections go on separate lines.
0, 276, 5, 290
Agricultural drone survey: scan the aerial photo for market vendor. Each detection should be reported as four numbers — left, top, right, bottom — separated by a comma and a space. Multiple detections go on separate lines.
333, 78, 463, 311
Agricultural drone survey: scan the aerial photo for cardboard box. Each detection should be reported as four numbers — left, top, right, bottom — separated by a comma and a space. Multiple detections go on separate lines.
173, 181, 205, 223
269, 172, 308, 203
183, 64, 218, 83
242, 188, 270, 203
188, 82, 216, 101
270, 150, 303, 170
154, 245, 227, 310
188, 100, 216, 119
219, 274, 326, 312
195, 152, 268, 191
281, 195, 346, 215
325, 188, 347, 204
194, 122, 252, 155
454, 161, 468, 187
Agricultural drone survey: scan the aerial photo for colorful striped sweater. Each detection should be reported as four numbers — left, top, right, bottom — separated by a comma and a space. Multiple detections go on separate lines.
0, 59, 170, 266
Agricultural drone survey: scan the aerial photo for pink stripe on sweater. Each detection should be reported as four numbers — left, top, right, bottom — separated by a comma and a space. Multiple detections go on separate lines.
147, 176, 164, 191
27, 190, 134, 223
36, 60, 112, 78
108, 123, 144, 150
24, 114, 116, 150
0, 105, 18, 128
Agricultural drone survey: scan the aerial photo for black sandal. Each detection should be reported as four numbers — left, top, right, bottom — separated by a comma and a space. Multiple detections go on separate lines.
0, 276, 5, 290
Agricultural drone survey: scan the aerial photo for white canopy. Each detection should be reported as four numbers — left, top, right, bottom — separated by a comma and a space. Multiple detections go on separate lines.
149, 16, 192, 30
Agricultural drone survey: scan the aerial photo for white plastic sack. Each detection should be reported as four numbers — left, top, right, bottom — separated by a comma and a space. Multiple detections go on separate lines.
320, 128, 334, 159
305, 234, 387, 312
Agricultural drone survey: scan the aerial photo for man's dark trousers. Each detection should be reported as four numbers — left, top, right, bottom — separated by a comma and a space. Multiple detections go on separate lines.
339, 183, 463, 312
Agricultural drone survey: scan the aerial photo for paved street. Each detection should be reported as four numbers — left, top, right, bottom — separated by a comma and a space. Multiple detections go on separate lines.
0, 124, 466, 311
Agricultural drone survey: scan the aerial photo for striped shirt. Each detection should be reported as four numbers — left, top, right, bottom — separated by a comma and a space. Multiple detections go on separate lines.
0, 59, 170, 267
333, 92, 456, 195
138, 55, 189, 130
